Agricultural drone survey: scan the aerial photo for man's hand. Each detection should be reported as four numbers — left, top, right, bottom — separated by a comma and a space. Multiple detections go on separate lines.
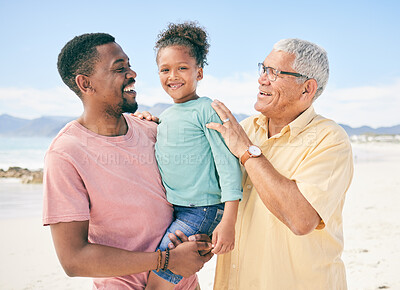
206, 100, 252, 158
168, 241, 213, 277
168, 230, 213, 256
131, 111, 159, 123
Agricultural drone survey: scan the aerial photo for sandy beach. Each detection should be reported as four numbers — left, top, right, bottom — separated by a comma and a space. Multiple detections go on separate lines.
0, 142, 399, 290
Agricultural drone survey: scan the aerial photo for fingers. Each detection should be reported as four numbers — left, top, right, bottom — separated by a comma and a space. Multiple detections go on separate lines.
211, 100, 236, 122
141, 111, 153, 121
205, 122, 225, 133
174, 230, 189, 242
212, 242, 234, 255
188, 233, 211, 243
212, 239, 223, 254
168, 231, 183, 248
131, 111, 158, 122
201, 250, 214, 263
131, 112, 142, 118
196, 241, 213, 252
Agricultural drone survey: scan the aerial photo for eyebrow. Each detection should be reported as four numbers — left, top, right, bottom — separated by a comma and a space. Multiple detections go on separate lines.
111, 58, 129, 66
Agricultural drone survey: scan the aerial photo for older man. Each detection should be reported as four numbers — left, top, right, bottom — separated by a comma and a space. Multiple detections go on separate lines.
42, 33, 212, 289
207, 38, 354, 289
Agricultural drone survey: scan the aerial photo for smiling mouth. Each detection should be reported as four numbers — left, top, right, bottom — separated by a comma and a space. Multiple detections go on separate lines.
168, 83, 183, 89
123, 83, 136, 94
259, 91, 272, 96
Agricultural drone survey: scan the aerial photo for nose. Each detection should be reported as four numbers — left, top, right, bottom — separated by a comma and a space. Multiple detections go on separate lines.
168, 69, 178, 79
258, 73, 271, 86
126, 68, 137, 79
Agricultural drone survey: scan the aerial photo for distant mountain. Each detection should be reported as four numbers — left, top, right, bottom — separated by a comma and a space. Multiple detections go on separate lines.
339, 124, 400, 136
1, 105, 399, 137
0, 114, 75, 137
0, 114, 30, 134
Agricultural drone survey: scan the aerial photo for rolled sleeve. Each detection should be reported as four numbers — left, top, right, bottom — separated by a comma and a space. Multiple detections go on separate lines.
205, 112, 243, 203
293, 139, 354, 225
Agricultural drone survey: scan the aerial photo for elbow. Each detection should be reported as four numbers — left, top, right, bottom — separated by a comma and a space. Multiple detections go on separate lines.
288, 218, 318, 236
290, 224, 314, 236
62, 263, 79, 277
59, 257, 82, 277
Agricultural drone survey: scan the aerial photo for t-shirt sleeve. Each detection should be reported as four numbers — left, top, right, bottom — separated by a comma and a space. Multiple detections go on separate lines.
292, 135, 353, 226
42, 150, 90, 226
204, 106, 243, 203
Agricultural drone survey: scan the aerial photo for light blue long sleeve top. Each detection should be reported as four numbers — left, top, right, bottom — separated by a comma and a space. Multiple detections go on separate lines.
155, 97, 242, 207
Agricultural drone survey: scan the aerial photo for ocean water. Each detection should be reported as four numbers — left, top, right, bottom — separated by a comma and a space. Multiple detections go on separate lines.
0, 137, 52, 219
0, 136, 53, 170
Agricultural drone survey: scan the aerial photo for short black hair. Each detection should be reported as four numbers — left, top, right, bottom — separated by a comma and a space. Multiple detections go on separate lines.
57, 33, 115, 96
155, 21, 209, 68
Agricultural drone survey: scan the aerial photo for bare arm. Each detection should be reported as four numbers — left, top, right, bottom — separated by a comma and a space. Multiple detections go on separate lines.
206, 100, 321, 235
50, 220, 212, 278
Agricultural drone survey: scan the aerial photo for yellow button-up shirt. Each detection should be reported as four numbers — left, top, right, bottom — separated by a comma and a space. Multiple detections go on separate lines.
214, 106, 354, 290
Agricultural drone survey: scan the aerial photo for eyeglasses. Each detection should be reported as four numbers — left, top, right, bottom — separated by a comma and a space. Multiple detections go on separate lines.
258, 63, 308, 82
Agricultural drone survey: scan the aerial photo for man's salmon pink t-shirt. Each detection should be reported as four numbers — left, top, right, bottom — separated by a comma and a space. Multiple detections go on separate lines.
42, 114, 197, 289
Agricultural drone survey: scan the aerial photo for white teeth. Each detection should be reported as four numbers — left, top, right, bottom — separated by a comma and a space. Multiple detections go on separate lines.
169, 84, 182, 88
124, 85, 135, 92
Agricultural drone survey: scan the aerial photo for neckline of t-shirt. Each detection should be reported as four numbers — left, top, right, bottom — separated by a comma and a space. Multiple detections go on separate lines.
173, 96, 209, 107
70, 114, 134, 143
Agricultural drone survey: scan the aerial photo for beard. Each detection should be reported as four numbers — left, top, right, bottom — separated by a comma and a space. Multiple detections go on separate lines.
121, 97, 138, 114
105, 97, 138, 118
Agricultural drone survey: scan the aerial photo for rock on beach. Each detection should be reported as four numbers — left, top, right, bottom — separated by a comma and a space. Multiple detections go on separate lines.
0, 166, 43, 184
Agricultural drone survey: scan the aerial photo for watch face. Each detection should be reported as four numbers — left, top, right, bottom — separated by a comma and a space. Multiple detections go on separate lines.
249, 145, 261, 156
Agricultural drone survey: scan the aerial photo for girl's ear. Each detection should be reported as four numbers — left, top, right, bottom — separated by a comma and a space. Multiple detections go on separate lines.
197, 67, 204, 81
76, 75, 94, 95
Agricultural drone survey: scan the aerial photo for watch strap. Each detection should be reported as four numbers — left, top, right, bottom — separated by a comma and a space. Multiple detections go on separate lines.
240, 145, 261, 166
240, 150, 251, 166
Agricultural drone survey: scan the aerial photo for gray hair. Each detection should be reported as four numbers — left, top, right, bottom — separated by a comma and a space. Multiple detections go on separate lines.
273, 38, 329, 100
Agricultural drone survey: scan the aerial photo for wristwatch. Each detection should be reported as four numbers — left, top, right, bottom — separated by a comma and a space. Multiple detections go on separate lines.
240, 145, 262, 166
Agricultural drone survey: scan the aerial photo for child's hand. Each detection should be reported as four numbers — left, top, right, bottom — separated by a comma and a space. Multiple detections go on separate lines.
211, 220, 235, 255
131, 111, 159, 123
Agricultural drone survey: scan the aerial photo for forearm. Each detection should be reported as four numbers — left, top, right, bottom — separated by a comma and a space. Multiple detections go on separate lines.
244, 155, 320, 235
62, 243, 158, 277
221, 200, 239, 225
51, 220, 212, 279
50, 221, 159, 278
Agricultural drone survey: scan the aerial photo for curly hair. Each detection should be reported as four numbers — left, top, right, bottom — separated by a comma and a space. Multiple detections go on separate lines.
57, 33, 115, 97
155, 21, 209, 68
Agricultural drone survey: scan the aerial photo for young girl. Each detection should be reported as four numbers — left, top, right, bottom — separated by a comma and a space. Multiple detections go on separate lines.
146, 22, 242, 289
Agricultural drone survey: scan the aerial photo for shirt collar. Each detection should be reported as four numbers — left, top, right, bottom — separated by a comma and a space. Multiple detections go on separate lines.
253, 105, 317, 141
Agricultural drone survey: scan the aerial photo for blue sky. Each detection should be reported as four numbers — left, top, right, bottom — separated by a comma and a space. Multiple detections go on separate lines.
0, 0, 399, 127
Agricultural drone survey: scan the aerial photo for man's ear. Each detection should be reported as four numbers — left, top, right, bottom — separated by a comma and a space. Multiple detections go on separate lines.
76, 75, 93, 95
197, 67, 203, 81
301, 78, 318, 101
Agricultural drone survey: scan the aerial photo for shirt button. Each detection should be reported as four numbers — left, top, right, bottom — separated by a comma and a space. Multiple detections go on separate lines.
247, 185, 252, 189
232, 264, 236, 269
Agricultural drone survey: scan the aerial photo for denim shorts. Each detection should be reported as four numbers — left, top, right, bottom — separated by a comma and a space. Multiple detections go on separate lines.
152, 203, 225, 284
